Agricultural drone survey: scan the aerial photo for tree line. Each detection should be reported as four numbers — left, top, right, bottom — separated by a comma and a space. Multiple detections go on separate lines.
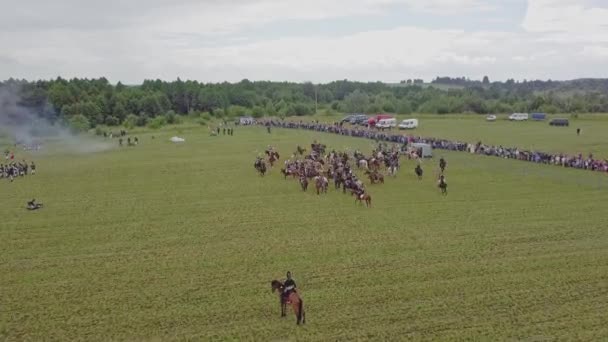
2, 77, 608, 131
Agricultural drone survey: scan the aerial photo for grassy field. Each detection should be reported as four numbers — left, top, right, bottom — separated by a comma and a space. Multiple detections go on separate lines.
1, 118, 608, 341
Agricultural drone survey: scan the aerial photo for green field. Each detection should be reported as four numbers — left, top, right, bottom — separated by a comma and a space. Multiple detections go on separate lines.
2, 117, 608, 341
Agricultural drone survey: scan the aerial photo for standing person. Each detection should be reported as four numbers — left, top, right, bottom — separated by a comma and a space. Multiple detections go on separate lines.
577, 128, 581, 136
30, 161, 36, 175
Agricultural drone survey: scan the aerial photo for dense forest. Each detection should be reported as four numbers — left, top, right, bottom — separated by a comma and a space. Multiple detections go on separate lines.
1, 77, 608, 131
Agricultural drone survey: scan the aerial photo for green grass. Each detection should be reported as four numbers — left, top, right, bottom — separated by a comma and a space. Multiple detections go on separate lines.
1, 120, 608, 341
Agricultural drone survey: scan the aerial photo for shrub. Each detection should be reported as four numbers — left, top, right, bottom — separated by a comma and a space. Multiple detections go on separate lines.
148, 115, 167, 129
105, 115, 120, 126
124, 114, 138, 129
68, 114, 91, 133
136, 114, 149, 127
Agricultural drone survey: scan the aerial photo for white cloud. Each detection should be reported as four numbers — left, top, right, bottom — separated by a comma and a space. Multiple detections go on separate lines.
0, 0, 607, 82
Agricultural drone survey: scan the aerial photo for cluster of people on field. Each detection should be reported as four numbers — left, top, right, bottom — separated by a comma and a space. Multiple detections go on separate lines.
256, 140, 449, 206
257, 120, 608, 173
2, 150, 36, 182
278, 141, 372, 203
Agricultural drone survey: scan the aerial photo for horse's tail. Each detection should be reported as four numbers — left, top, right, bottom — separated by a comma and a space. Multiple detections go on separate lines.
297, 297, 304, 324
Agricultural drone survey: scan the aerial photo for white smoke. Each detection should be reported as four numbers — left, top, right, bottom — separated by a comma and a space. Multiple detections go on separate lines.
0, 83, 112, 154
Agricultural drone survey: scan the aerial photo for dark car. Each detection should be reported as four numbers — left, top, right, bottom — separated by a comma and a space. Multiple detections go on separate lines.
549, 118, 569, 126
351, 115, 369, 125
341, 115, 356, 123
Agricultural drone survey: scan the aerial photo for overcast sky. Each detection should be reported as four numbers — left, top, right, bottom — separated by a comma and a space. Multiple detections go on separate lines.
1, 0, 607, 83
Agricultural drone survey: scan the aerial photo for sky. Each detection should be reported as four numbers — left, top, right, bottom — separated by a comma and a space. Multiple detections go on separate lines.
0, 0, 607, 83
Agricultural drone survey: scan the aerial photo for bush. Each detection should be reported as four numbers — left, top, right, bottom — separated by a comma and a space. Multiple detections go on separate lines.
124, 114, 138, 129
165, 110, 177, 124
68, 114, 91, 133
252, 106, 264, 118
105, 115, 120, 126
198, 119, 207, 126
293, 103, 313, 116
147, 115, 167, 129
95, 127, 104, 136
201, 112, 212, 121
136, 114, 149, 127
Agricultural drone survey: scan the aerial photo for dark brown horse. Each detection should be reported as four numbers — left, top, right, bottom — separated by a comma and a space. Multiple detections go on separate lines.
254, 160, 267, 176
268, 152, 279, 167
271, 280, 306, 325
365, 170, 384, 184
299, 176, 309, 191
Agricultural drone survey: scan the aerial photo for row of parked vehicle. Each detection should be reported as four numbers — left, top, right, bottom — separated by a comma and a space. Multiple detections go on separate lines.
341, 114, 419, 129
485, 113, 570, 126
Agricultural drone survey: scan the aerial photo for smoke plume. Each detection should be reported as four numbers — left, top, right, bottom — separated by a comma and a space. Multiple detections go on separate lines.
0, 83, 112, 154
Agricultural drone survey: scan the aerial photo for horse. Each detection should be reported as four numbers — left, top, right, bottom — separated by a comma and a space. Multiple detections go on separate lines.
271, 280, 306, 325
354, 192, 372, 207
365, 170, 384, 184
281, 168, 296, 179
268, 152, 279, 167
438, 176, 448, 195
314, 176, 328, 195
415, 165, 423, 180
387, 161, 399, 177
358, 159, 369, 170
254, 160, 267, 177
299, 176, 309, 191
439, 158, 447, 173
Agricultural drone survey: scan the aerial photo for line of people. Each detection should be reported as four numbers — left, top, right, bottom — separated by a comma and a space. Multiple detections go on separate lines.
257, 120, 608, 173
1, 160, 36, 182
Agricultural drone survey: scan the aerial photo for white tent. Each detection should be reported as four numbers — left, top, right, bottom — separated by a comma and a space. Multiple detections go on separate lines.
410, 143, 433, 158
170, 136, 185, 143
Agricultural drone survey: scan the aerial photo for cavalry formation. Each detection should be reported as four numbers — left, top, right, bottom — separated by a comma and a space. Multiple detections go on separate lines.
254, 140, 450, 209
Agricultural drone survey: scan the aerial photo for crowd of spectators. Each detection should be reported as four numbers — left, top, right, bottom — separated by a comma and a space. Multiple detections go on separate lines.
258, 119, 608, 173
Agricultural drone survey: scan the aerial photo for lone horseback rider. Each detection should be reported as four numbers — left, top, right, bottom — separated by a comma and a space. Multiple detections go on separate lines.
438, 174, 447, 194
282, 271, 297, 304
439, 157, 447, 173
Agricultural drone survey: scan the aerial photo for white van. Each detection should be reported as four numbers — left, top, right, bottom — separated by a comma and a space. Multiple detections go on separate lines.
508, 113, 529, 121
398, 118, 419, 129
376, 118, 397, 129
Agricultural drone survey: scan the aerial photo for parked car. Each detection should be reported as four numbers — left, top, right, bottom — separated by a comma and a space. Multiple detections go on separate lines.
398, 118, 419, 129
509, 113, 529, 121
350, 114, 368, 125
549, 118, 569, 126
486, 115, 497, 122
368, 114, 394, 127
341, 115, 356, 123
531, 112, 546, 121
376, 118, 397, 129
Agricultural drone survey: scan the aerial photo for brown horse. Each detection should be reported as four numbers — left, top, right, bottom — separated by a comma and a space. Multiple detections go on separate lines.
365, 170, 384, 184
315, 176, 328, 195
271, 280, 306, 325
281, 168, 296, 179
268, 154, 277, 167
354, 192, 372, 207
